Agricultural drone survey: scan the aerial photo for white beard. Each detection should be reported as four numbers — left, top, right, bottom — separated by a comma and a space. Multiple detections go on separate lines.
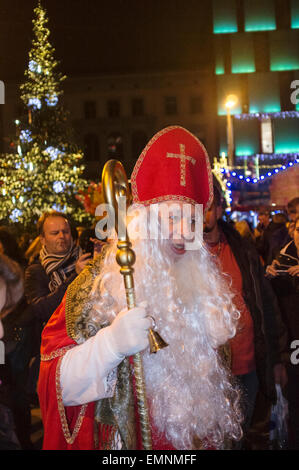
88, 209, 243, 450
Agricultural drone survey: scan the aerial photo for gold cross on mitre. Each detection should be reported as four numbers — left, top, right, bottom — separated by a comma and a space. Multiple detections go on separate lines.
166, 143, 196, 187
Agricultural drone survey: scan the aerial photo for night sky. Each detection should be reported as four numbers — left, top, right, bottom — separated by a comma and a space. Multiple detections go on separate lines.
0, 0, 213, 81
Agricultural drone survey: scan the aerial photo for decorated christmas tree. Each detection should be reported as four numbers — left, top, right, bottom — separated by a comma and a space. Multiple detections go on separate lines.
0, 1, 90, 229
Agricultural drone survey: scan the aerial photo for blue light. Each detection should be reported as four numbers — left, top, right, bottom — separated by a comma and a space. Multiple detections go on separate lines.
20, 130, 32, 143
227, 182, 231, 187
28, 97, 41, 109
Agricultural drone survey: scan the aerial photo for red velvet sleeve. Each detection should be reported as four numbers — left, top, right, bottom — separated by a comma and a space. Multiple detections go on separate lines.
38, 294, 96, 450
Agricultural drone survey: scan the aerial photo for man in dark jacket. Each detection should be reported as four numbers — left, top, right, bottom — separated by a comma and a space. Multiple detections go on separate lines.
203, 183, 288, 448
25, 211, 91, 330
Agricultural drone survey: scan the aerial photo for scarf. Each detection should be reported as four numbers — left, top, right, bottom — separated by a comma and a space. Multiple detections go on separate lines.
40, 242, 81, 293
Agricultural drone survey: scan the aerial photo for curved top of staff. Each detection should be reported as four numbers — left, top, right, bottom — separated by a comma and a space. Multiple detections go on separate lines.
102, 159, 132, 242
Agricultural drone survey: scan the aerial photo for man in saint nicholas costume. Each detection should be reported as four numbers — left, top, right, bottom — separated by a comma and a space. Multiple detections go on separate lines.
38, 126, 243, 450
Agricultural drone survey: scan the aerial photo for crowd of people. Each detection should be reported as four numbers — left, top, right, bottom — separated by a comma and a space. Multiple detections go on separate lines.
0, 126, 298, 451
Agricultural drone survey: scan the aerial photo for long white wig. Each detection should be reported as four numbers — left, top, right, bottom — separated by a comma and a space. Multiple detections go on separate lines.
89, 205, 243, 449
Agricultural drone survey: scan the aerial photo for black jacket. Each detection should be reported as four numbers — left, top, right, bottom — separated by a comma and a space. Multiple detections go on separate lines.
24, 260, 77, 326
219, 220, 288, 402
270, 241, 299, 352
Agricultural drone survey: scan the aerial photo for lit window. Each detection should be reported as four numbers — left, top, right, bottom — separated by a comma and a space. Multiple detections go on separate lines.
291, 0, 299, 29
270, 30, 299, 72
261, 118, 274, 154
231, 34, 255, 74
244, 0, 276, 32
213, 0, 238, 34
248, 73, 281, 114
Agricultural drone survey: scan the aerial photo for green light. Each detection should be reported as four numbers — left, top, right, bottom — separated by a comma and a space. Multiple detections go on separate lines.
275, 146, 299, 153
270, 62, 299, 71
213, 0, 238, 34
263, 106, 281, 113
236, 149, 255, 156
214, 26, 238, 34
244, 0, 276, 32
291, 0, 299, 29
245, 25, 276, 32
215, 66, 225, 75
218, 108, 242, 116
232, 65, 255, 74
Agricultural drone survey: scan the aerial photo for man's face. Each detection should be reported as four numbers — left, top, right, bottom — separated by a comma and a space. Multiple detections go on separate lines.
40, 216, 72, 255
203, 201, 218, 234
293, 220, 299, 253
0, 276, 7, 314
161, 201, 198, 257
258, 213, 270, 227
288, 204, 299, 222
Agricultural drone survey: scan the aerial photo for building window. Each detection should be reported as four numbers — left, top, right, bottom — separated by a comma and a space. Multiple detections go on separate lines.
248, 72, 281, 113
270, 30, 299, 72
84, 101, 97, 119
213, 0, 238, 34
107, 99, 120, 118
131, 98, 144, 116
190, 96, 203, 114
291, 0, 299, 29
231, 33, 256, 74
84, 134, 99, 161
244, 0, 276, 32
164, 96, 177, 115
107, 132, 123, 158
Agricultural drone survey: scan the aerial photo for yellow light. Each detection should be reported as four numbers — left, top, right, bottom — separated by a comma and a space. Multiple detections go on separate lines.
225, 94, 238, 110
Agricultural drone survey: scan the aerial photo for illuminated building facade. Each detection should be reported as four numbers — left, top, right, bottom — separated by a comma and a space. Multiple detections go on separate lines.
213, 0, 299, 206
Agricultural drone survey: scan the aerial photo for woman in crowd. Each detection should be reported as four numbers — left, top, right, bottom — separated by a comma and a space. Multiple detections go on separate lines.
0, 254, 24, 449
0, 244, 34, 450
266, 216, 299, 449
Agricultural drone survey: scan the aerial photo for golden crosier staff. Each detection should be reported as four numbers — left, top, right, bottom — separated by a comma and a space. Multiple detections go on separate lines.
101, 159, 168, 450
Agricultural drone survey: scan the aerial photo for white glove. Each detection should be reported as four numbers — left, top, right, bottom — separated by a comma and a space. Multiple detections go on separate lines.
60, 301, 151, 406
105, 301, 151, 359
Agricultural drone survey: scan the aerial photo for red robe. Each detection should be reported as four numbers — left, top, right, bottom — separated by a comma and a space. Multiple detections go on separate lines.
38, 295, 175, 450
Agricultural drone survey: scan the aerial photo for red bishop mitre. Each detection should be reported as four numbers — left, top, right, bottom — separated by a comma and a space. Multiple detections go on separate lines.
131, 126, 213, 212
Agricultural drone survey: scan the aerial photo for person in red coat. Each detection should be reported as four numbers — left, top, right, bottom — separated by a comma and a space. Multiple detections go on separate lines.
38, 126, 243, 450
